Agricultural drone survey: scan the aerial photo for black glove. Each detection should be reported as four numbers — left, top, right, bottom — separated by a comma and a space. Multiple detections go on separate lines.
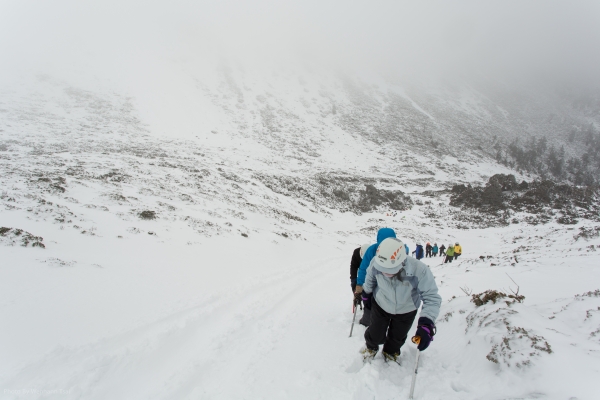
414, 317, 436, 351
361, 292, 372, 310
353, 292, 362, 308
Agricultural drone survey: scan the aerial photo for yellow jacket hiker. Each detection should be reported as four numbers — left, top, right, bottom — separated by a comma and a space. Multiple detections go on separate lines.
454, 243, 462, 259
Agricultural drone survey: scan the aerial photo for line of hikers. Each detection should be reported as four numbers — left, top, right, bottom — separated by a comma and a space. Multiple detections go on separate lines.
407, 242, 462, 263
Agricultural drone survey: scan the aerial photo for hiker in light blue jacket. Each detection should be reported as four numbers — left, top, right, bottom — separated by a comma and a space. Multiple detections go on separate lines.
359, 237, 441, 363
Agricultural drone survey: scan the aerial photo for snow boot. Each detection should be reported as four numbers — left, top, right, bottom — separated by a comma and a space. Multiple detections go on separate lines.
360, 347, 377, 363
383, 351, 401, 365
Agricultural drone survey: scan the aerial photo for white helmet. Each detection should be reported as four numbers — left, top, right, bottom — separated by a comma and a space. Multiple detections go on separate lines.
359, 243, 370, 258
374, 238, 407, 275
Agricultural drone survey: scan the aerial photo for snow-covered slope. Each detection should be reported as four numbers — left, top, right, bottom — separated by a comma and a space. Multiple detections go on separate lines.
1, 69, 600, 399
2, 199, 600, 399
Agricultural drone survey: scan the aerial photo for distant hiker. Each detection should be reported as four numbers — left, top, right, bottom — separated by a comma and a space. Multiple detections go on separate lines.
425, 242, 432, 258
454, 242, 462, 260
439, 244, 446, 257
404, 243, 409, 255
444, 244, 455, 263
432, 243, 439, 257
355, 228, 398, 326
412, 243, 424, 260
359, 238, 440, 363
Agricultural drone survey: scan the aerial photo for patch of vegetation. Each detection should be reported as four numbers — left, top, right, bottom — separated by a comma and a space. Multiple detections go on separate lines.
271, 209, 304, 223
110, 194, 128, 202
0, 227, 45, 248
576, 289, 600, 298
357, 184, 412, 213
472, 290, 525, 307
254, 172, 412, 214
496, 127, 600, 186
487, 326, 552, 368
440, 312, 453, 322
574, 226, 600, 241
51, 184, 66, 193
451, 173, 599, 226
138, 210, 157, 220
98, 170, 129, 182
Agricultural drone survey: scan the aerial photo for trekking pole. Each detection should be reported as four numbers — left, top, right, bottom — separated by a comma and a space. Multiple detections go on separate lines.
349, 299, 358, 337
409, 336, 421, 399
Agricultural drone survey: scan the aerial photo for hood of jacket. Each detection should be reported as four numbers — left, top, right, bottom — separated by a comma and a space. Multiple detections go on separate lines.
356, 228, 397, 286
376, 228, 396, 244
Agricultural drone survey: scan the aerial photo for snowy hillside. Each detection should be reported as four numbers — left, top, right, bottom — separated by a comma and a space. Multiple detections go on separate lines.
1, 68, 600, 400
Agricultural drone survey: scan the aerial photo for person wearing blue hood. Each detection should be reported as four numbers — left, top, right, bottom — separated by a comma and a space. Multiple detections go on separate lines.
354, 227, 397, 297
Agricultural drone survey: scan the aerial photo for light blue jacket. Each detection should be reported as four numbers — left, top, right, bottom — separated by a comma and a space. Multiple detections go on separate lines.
357, 228, 396, 286
363, 257, 442, 322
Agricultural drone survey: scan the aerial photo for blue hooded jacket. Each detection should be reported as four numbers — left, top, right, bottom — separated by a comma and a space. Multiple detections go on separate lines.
356, 228, 396, 286
413, 244, 424, 260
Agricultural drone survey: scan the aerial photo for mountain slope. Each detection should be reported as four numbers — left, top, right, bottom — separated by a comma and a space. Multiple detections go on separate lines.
1, 70, 600, 399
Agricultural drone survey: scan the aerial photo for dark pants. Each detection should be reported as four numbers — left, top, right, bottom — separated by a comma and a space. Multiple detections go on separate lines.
454, 253, 460, 260
364, 299, 417, 354
444, 255, 453, 263
432, 252, 438, 257
359, 307, 371, 327
425, 249, 431, 257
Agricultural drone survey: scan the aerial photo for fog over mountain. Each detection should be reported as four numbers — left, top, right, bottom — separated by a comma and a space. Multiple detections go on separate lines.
3, 1, 600, 182
3, 0, 600, 81
2, 1, 600, 130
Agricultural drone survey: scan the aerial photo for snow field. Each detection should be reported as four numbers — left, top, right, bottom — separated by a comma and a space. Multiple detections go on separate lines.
2, 215, 600, 399
1, 72, 599, 399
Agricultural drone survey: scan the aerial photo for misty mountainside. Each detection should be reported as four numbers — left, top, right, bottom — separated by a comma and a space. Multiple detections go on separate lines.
1, 69, 599, 243
2, 62, 600, 400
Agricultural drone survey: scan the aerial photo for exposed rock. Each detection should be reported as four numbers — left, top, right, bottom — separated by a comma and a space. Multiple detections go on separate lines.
450, 174, 599, 226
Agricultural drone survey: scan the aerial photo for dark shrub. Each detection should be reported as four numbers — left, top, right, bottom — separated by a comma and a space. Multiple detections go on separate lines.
139, 210, 157, 220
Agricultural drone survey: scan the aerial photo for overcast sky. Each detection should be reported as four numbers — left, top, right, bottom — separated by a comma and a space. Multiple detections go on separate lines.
1, 0, 599, 86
